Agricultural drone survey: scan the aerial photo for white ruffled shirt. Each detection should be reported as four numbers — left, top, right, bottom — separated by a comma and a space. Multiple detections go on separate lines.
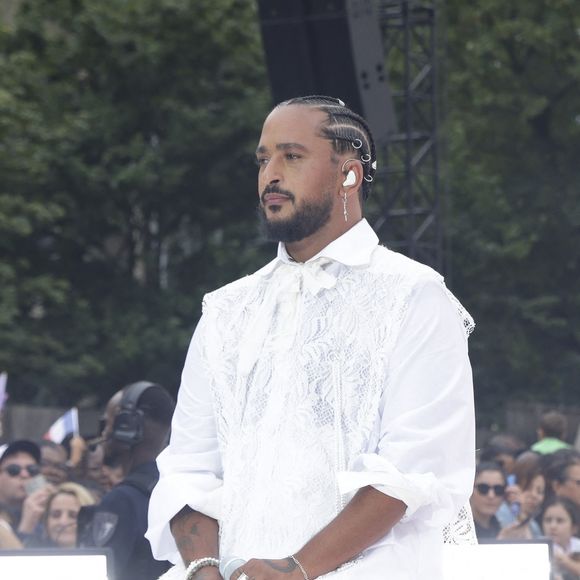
147, 219, 476, 579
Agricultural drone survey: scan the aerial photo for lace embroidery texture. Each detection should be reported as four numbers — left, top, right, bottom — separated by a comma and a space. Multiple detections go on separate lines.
201, 247, 475, 558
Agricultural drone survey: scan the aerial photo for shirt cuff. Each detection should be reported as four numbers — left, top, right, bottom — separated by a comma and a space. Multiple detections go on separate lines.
337, 453, 455, 525
146, 472, 223, 563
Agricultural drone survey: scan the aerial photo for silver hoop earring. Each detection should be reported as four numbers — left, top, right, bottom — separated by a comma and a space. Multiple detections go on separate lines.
343, 192, 348, 222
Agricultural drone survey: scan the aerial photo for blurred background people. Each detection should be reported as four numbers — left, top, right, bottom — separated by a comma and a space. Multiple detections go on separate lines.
543, 450, 580, 509
61, 433, 109, 500
542, 497, 580, 580
532, 411, 572, 455
38, 440, 70, 485
497, 451, 545, 539
470, 461, 506, 540
0, 440, 42, 523
479, 433, 526, 475
26, 482, 95, 548
102, 457, 124, 491
0, 440, 55, 541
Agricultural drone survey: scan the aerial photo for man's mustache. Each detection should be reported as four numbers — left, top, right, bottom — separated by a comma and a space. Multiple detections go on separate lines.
260, 185, 295, 204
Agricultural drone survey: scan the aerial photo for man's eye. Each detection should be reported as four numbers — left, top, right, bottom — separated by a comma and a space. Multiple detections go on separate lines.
255, 157, 268, 167
286, 153, 300, 160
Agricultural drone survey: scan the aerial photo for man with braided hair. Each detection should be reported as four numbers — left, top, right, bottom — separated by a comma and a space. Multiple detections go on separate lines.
147, 96, 475, 580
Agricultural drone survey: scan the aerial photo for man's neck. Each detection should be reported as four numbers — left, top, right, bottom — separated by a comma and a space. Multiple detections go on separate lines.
123, 446, 160, 475
285, 217, 362, 263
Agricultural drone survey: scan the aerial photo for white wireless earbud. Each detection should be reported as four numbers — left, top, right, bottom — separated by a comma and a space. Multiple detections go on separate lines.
342, 170, 356, 187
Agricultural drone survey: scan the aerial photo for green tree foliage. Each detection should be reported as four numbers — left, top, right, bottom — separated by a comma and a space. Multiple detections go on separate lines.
444, 0, 580, 422
1, 0, 578, 420
0, 0, 271, 404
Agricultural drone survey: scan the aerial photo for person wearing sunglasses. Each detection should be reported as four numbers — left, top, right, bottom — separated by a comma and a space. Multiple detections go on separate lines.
0, 439, 55, 542
0, 440, 42, 517
470, 461, 507, 540
0, 441, 39, 522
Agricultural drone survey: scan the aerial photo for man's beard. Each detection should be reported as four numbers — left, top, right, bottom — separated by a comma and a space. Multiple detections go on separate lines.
258, 188, 334, 243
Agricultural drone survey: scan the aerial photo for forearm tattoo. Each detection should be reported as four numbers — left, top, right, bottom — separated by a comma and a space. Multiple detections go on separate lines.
264, 558, 297, 573
174, 517, 201, 556
175, 535, 195, 555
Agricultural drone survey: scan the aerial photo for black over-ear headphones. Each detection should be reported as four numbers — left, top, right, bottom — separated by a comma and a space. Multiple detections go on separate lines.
111, 381, 158, 446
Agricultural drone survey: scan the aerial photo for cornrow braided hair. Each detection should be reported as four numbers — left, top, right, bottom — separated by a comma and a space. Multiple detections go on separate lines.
276, 95, 377, 200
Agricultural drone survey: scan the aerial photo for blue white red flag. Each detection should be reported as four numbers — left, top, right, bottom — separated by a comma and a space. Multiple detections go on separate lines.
44, 407, 79, 443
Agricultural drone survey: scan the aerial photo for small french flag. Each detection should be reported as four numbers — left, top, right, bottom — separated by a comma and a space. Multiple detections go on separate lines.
44, 407, 79, 443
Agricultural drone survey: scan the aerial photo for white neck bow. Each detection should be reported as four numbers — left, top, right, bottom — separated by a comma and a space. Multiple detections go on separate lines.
237, 258, 337, 378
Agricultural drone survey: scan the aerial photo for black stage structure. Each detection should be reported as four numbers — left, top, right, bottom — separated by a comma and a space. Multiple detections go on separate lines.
256, 0, 444, 272
375, 0, 443, 272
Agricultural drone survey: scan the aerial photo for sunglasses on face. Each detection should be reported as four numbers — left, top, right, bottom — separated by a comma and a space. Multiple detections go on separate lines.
475, 483, 506, 497
2, 463, 41, 477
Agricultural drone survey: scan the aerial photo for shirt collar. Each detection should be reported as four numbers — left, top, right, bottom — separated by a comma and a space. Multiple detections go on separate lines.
259, 218, 379, 277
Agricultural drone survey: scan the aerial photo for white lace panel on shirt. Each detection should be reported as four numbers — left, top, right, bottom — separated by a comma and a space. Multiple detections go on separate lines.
201, 259, 475, 557
443, 504, 477, 545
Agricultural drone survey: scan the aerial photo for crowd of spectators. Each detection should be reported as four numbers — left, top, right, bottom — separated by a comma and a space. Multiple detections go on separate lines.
471, 411, 580, 579
0, 380, 174, 580
0, 433, 119, 551
1, 404, 579, 579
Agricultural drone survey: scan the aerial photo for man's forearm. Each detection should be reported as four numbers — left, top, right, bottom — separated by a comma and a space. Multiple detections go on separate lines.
294, 485, 406, 578
170, 506, 220, 577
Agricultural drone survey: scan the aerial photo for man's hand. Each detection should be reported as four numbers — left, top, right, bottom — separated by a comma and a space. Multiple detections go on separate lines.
233, 558, 303, 580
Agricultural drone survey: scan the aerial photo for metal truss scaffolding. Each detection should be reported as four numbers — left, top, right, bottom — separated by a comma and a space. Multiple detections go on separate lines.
372, 0, 444, 272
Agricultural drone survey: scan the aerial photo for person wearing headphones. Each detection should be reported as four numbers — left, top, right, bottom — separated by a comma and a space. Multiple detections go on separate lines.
78, 381, 175, 580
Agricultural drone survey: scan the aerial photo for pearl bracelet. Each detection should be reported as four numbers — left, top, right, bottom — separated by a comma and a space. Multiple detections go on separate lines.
290, 554, 310, 580
185, 557, 220, 580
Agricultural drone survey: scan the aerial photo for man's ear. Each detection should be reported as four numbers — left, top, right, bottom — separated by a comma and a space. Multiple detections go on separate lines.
340, 159, 364, 196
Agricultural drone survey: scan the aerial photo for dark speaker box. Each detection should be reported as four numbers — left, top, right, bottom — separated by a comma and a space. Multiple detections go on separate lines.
257, 0, 396, 142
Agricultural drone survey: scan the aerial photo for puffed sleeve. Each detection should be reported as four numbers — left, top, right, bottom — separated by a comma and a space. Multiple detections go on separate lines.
337, 279, 475, 528
146, 315, 223, 563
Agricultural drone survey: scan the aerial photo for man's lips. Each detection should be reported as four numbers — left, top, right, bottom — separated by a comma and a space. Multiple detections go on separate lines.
263, 193, 291, 204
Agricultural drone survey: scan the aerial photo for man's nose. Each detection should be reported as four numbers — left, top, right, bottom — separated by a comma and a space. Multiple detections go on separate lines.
262, 158, 282, 184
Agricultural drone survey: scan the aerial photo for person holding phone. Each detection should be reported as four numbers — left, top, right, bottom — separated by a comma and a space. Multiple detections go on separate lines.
497, 451, 545, 539
24, 482, 96, 549
0, 439, 54, 541
0, 441, 42, 523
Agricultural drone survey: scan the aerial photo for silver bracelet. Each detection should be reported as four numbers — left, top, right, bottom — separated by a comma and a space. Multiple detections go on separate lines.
290, 554, 310, 580
185, 557, 220, 580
